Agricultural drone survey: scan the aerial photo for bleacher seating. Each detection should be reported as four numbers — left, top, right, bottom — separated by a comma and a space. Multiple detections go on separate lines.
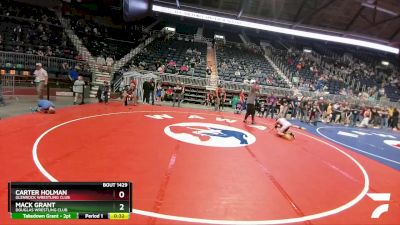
267, 34, 400, 100
0, 1, 91, 81
128, 36, 208, 77
0, 1, 77, 59
65, 14, 147, 60
217, 45, 289, 88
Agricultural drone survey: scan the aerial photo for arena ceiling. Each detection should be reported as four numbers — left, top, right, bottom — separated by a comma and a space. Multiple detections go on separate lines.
155, 0, 400, 46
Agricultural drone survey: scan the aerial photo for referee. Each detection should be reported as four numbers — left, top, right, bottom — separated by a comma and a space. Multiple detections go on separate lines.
243, 81, 260, 125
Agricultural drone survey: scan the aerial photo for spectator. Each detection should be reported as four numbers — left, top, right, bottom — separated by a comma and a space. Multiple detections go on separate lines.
106, 56, 114, 66
265, 93, 277, 118
378, 85, 385, 99
179, 64, 188, 74
359, 108, 371, 128
143, 78, 155, 105
122, 84, 136, 106
221, 62, 228, 71
235, 69, 240, 76
46, 46, 52, 56
138, 60, 147, 70
0, 78, 4, 106
239, 89, 245, 104
97, 56, 106, 66
391, 108, 399, 130
214, 85, 223, 111
278, 96, 288, 118
219, 87, 227, 111
168, 60, 176, 67
68, 66, 79, 82
331, 102, 341, 123
97, 81, 109, 104
33, 63, 48, 99
204, 91, 213, 107
165, 86, 173, 101
73, 76, 85, 105
158, 65, 165, 73
155, 83, 162, 104
380, 107, 388, 128
206, 66, 212, 75
350, 105, 359, 126
37, 49, 44, 56
172, 81, 184, 107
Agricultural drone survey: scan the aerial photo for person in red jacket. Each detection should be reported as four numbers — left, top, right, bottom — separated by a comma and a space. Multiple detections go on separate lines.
239, 89, 245, 104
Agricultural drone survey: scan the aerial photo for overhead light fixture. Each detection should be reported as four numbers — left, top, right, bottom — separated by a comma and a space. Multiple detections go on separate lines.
164, 26, 176, 32
361, 3, 398, 16
381, 61, 389, 66
152, 5, 399, 54
214, 34, 225, 40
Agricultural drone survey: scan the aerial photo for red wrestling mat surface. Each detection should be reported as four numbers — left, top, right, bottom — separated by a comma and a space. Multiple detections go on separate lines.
0, 102, 399, 225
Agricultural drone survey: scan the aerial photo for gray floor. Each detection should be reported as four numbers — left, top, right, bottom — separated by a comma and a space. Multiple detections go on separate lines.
0, 96, 91, 119
0, 96, 235, 119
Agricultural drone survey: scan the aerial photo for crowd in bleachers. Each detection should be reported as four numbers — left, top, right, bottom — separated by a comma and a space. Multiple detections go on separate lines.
249, 94, 399, 130
0, 1, 77, 59
217, 45, 289, 88
64, 13, 148, 61
125, 36, 208, 77
269, 38, 400, 102
0, 1, 93, 83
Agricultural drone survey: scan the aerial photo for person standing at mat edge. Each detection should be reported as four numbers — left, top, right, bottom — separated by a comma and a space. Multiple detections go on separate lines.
243, 81, 260, 124
73, 76, 85, 105
173, 81, 184, 107
143, 78, 155, 105
33, 63, 48, 99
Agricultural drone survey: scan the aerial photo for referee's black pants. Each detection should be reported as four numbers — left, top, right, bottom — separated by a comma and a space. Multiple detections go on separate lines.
244, 103, 255, 122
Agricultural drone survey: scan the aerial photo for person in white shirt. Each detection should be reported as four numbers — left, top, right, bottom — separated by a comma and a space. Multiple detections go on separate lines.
106, 56, 114, 67
274, 117, 305, 140
73, 76, 85, 105
33, 63, 48, 99
97, 56, 106, 66
235, 69, 240, 76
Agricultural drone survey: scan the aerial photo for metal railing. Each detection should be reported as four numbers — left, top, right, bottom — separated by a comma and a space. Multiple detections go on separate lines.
117, 69, 293, 95
1, 75, 15, 96
121, 70, 210, 89
115, 69, 400, 108
0, 51, 89, 70
110, 34, 159, 77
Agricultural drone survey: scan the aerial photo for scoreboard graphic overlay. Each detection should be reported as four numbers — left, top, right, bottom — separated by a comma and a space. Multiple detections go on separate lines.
8, 182, 132, 220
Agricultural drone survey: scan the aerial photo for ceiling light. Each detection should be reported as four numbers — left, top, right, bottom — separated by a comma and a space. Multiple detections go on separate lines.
152, 5, 399, 54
